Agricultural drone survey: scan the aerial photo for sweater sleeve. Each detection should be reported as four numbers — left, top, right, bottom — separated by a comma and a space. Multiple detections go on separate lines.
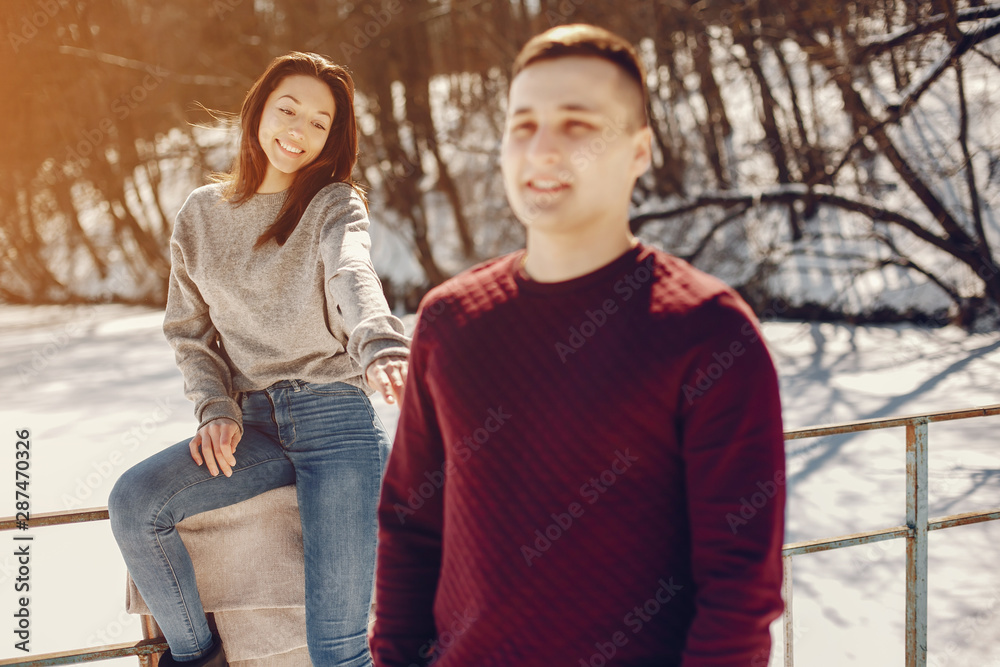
318, 186, 410, 374
677, 293, 786, 667
371, 304, 445, 666
162, 206, 242, 433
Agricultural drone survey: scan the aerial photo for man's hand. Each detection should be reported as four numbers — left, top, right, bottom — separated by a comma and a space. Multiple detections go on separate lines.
189, 417, 241, 477
367, 356, 408, 405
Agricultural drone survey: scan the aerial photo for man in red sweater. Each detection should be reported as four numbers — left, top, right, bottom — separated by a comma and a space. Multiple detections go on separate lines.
371, 24, 786, 667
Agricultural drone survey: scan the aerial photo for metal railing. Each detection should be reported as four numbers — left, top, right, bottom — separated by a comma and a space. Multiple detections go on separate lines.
780, 404, 1000, 667
2, 404, 998, 666
0, 508, 166, 667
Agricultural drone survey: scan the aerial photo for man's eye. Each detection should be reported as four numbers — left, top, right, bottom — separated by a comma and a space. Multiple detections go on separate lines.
567, 120, 595, 132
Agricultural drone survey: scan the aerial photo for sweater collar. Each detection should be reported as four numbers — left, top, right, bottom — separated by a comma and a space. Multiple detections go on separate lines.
513, 243, 646, 295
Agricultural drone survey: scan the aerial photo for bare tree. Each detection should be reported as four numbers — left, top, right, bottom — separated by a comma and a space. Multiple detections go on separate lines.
628, 0, 1000, 324
2, 0, 998, 326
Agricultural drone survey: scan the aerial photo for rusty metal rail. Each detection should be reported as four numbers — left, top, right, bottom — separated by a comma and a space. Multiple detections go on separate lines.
0, 507, 109, 532
2, 404, 998, 665
780, 403, 1000, 667
0, 506, 165, 667
0, 638, 166, 666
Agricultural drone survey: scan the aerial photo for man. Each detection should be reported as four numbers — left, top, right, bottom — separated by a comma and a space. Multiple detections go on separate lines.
372, 24, 785, 666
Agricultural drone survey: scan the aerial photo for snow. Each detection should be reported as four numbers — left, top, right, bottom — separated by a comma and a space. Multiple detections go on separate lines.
0, 305, 998, 665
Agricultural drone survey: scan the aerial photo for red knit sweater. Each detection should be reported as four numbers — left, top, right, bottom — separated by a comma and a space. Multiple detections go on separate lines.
372, 245, 785, 666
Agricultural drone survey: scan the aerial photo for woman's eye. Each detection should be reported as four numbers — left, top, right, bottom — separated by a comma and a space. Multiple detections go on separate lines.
279, 107, 293, 115
313, 122, 327, 131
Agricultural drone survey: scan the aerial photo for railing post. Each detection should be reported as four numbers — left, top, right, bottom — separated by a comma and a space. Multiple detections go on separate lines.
782, 555, 795, 667
905, 419, 929, 667
139, 614, 162, 667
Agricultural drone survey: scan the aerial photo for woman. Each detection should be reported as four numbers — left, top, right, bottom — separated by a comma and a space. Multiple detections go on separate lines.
109, 52, 408, 667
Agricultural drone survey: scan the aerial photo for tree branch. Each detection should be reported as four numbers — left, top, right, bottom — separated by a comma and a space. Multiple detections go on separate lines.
871, 230, 964, 305
973, 45, 1000, 70
803, 15, 1000, 194
630, 185, 985, 269
955, 61, 989, 254
56, 46, 239, 87
859, 3, 1000, 58
684, 203, 753, 264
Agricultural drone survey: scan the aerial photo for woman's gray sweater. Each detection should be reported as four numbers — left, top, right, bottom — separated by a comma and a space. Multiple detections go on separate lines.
164, 181, 410, 432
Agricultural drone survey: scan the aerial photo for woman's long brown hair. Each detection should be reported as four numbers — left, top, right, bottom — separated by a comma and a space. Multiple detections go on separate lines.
217, 52, 364, 248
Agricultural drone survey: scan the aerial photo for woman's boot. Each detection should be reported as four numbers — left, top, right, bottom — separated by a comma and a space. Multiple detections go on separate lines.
157, 634, 228, 667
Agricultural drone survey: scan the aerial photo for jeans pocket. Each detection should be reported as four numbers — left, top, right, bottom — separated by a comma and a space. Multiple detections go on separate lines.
300, 380, 363, 397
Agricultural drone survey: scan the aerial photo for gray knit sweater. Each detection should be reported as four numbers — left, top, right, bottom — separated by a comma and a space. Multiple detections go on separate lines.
164, 181, 410, 433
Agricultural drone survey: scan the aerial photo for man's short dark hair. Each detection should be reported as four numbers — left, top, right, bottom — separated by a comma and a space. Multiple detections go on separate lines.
511, 24, 649, 127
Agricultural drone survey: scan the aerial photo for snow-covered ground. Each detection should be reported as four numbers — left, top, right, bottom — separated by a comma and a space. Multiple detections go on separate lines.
0, 304, 997, 665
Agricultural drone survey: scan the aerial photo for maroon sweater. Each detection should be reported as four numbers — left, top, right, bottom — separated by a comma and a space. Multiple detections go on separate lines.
372, 245, 785, 666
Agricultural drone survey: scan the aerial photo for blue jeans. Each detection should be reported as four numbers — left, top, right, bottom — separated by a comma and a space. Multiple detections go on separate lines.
109, 380, 389, 666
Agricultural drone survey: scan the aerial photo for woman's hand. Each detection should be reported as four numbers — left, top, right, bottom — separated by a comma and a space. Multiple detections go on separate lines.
367, 356, 408, 405
189, 418, 242, 477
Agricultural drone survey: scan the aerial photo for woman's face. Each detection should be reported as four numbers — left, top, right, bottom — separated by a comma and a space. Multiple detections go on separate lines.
256, 74, 336, 193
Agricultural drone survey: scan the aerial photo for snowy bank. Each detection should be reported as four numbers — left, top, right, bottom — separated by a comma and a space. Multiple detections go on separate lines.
0, 305, 997, 665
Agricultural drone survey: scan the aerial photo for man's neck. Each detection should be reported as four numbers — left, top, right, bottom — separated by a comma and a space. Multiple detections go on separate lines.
521, 229, 639, 283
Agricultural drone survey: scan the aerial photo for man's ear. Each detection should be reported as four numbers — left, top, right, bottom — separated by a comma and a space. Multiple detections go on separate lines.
630, 126, 653, 180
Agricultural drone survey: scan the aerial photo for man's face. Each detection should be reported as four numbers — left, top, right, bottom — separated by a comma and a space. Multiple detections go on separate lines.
501, 56, 651, 240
